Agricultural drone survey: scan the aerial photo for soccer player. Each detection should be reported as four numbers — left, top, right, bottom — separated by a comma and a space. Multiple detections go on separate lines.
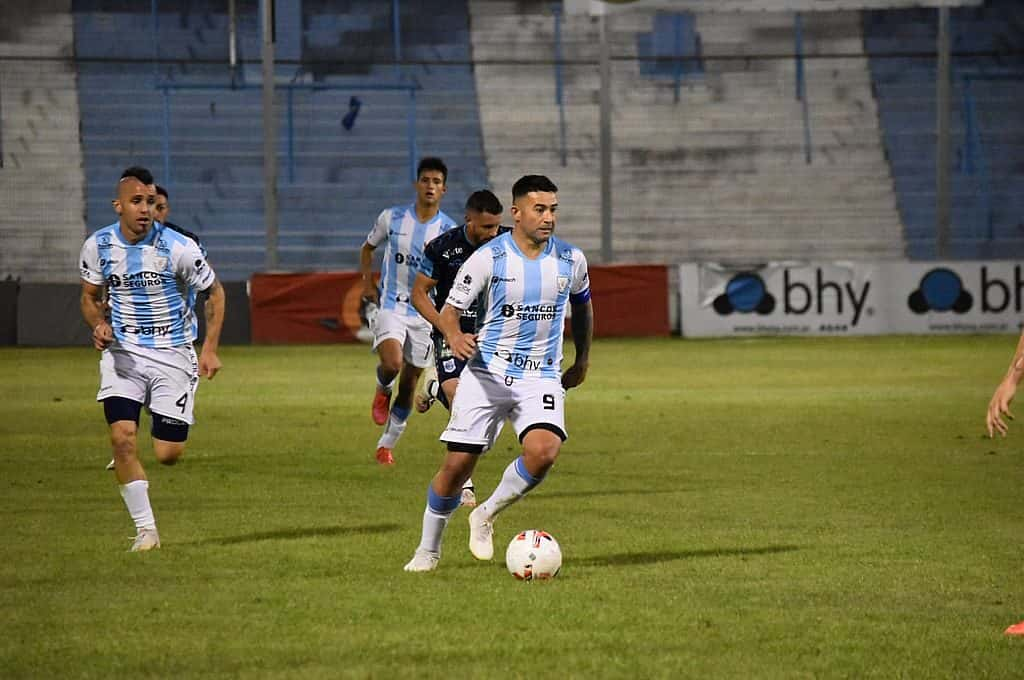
985, 326, 1024, 437
404, 175, 593, 572
359, 157, 458, 465
410, 189, 509, 507
80, 166, 225, 551
105, 182, 205, 470
153, 184, 203, 247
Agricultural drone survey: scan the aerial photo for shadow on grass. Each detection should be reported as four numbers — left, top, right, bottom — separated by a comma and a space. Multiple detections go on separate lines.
187, 522, 403, 546
574, 545, 800, 567
532, 488, 683, 500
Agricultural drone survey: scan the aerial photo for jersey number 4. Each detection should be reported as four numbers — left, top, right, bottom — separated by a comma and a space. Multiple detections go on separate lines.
176, 393, 188, 413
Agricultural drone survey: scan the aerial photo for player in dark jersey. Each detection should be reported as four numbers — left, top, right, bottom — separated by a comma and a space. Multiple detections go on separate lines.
154, 184, 207, 256
411, 190, 507, 507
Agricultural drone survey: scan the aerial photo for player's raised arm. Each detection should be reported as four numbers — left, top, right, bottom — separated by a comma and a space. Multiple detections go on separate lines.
986, 328, 1024, 437
198, 280, 225, 380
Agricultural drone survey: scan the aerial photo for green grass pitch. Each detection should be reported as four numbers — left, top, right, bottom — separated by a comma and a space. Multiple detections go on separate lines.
3, 335, 1024, 678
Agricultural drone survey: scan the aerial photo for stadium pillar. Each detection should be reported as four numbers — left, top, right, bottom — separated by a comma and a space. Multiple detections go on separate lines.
936, 7, 952, 259
261, 0, 280, 270
228, 0, 238, 78
599, 10, 613, 264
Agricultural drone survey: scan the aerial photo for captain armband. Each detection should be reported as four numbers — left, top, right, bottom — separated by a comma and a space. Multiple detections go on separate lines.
569, 288, 591, 305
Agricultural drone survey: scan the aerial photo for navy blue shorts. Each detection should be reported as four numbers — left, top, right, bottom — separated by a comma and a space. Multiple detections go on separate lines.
433, 335, 468, 384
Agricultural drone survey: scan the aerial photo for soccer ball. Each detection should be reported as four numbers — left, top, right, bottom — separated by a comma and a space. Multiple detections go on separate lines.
505, 529, 562, 581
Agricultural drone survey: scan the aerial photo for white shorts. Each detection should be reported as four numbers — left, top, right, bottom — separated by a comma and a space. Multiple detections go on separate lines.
441, 364, 566, 450
96, 343, 200, 424
372, 309, 433, 368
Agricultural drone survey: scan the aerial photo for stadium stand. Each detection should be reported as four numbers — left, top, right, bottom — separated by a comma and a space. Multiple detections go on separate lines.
73, 0, 487, 281
864, 0, 1024, 259
0, 0, 85, 283
470, 1, 905, 264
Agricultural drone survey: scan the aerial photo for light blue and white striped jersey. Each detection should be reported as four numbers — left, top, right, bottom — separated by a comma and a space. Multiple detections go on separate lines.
80, 221, 216, 349
446, 232, 590, 380
366, 204, 457, 317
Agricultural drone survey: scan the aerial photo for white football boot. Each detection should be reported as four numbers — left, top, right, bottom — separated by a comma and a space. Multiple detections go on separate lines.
129, 527, 161, 552
403, 549, 439, 572
468, 507, 494, 560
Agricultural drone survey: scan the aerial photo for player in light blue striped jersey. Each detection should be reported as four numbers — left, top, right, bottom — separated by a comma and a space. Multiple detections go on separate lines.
79, 166, 225, 552
359, 157, 458, 465
405, 175, 593, 572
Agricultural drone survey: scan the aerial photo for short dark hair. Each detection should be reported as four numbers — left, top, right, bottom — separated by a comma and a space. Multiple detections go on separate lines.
464, 189, 502, 215
155, 185, 169, 200
512, 175, 558, 201
417, 157, 448, 184
119, 166, 154, 185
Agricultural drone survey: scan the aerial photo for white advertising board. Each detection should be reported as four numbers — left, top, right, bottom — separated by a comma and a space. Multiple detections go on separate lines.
679, 261, 1024, 337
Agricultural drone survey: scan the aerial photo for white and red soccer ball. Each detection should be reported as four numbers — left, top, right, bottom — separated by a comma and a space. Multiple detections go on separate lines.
505, 529, 562, 581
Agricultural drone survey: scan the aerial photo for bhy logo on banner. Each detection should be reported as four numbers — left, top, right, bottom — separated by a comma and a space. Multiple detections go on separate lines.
713, 268, 871, 326
907, 268, 972, 314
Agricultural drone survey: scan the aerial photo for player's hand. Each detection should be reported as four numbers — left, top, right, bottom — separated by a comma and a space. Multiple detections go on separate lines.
199, 348, 222, 380
361, 288, 379, 306
986, 379, 1017, 438
561, 361, 589, 390
447, 332, 477, 361
92, 321, 113, 351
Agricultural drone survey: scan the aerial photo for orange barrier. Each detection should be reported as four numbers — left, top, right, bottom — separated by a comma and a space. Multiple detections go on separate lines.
250, 272, 367, 344
588, 264, 670, 337
250, 264, 669, 343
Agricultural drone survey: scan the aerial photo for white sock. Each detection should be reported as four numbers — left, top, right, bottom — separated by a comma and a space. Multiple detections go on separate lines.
476, 456, 544, 521
417, 508, 451, 555
417, 486, 461, 555
120, 479, 156, 531
377, 407, 410, 449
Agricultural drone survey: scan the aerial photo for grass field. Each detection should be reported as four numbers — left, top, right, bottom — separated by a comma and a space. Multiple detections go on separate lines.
3, 336, 1024, 678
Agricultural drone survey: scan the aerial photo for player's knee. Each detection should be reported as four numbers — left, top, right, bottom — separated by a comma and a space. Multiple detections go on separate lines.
378, 347, 404, 376
109, 423, 138, 460
523, 445, 559, 471
154, 443, 185, 465
521, 426, 564, 469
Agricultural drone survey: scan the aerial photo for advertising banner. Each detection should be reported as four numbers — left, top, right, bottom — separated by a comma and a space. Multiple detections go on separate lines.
588, 264, 670, 337
251, 264, 670, 344
680, 261, 1024, 337
250, 272, 366, 344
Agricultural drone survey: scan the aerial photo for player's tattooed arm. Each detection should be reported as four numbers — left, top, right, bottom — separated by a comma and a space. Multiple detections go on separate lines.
562, 300, 593, 389
359, 242, 379, 305
198, 279, 225, 380
80, 281, 113, 350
